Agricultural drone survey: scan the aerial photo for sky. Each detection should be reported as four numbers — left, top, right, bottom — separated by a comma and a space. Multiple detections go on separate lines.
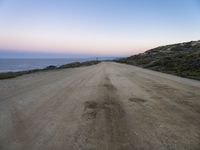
0, 0, 200, 58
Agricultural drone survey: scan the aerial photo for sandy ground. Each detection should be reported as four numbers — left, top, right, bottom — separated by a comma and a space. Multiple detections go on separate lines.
0, 62, 200, 150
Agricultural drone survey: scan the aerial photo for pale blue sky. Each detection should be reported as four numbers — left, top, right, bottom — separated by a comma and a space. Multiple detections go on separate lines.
0, 0, 199, 58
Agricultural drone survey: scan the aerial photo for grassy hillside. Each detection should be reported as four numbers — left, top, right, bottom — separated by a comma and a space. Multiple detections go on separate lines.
117, 41, 200, 80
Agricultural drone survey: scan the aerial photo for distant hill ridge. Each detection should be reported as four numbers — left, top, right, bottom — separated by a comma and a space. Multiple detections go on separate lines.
117, 40, 200, 80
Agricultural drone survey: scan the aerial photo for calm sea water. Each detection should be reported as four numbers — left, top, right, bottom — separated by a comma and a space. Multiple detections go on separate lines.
0, 58, 96, 72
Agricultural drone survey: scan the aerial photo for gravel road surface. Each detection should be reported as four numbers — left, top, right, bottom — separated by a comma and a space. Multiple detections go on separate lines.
0, 62, 200, 150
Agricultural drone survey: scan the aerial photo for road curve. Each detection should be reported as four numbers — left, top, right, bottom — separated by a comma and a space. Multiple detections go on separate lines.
0, 62, 200, 150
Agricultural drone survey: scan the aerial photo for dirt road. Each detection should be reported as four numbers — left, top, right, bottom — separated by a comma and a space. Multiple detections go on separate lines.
0, 62, 200, 150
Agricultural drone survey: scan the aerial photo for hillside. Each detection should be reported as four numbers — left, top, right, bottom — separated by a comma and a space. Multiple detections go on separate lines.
117, 41, 200, 80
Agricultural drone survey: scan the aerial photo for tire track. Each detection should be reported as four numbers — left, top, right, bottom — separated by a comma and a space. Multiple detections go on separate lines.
71, 69, 133, 150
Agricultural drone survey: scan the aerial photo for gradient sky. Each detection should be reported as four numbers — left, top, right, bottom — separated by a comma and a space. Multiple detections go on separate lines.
0, 0, 200, 58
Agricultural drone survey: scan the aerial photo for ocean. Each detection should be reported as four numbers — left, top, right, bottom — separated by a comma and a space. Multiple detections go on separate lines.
0, 58, 98, 72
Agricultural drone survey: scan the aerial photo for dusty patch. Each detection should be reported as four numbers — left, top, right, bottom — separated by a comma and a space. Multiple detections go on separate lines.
84, 101, 99, 110
129, 97, 147, 103
82, 101, 99, 120
82, 100, 122, 120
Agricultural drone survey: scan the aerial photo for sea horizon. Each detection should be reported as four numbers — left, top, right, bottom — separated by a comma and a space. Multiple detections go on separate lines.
0, 57, 115, 73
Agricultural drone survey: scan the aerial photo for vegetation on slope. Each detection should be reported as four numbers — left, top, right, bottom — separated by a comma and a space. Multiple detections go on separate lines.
117, 41, 200, 80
